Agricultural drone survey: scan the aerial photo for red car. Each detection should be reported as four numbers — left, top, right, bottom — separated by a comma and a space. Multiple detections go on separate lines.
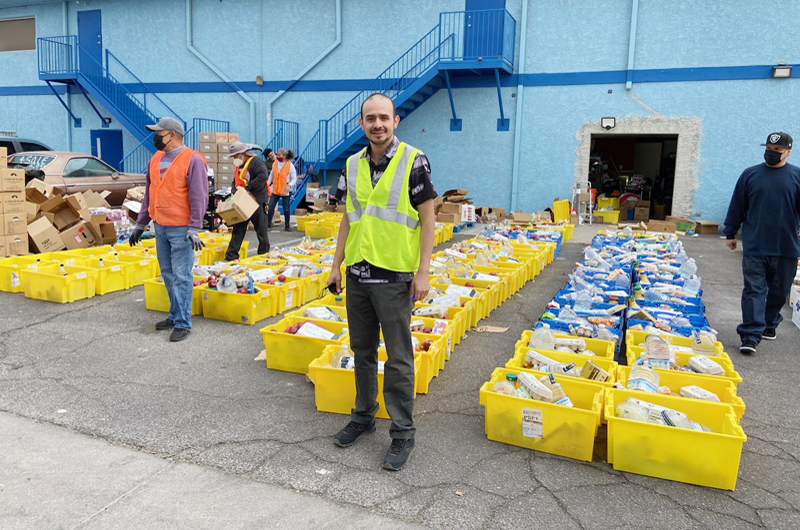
9, 151, 146, 206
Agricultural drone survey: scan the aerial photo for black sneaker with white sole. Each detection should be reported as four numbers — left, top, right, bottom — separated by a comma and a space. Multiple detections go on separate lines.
762, 328, 777, 340
739, 340, 757, 355
334, 420, 376, 447
383, 438, 415, 471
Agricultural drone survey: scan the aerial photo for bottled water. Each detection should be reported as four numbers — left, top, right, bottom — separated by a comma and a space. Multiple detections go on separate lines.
517, 372, 553, 402
642, 289, 670, 303
627, 361, 660, 393
643, 334, 672, 368
529, 324, 556, 350
540, 374, 573, 407
594, 324, 616, 343
679, 258, 697, 278
684, 275, 702, 296
330, 344, 350, 368
574, 290, 593, 311
690, 330, 716, 355
492, 373, 517, 395
671, 316, 692, 327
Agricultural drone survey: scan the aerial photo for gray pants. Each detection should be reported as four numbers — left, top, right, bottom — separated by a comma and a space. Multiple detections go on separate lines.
346, 279, 416, 439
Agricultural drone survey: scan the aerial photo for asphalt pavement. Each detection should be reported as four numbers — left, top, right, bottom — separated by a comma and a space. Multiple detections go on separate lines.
1, 223, 799, 529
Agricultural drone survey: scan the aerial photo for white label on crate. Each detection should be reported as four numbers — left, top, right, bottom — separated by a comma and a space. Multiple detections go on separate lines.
111, 266, 121, 272
311, 275, 318, 281
203, 292, 209, 301
140, 260, 149, 266
10, 272, 20, 288
66, 259, 75, 266
285, 290, 294, 308
521, 408, 543, 439
75, 272, 86, 279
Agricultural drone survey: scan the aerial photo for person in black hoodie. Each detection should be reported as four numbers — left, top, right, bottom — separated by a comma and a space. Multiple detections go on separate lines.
224, 142, 270, 260
724, 132, 800, 355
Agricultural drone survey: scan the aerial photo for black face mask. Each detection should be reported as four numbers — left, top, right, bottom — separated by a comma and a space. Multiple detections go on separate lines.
154, 133, 169, 151
764, 149, 783, 166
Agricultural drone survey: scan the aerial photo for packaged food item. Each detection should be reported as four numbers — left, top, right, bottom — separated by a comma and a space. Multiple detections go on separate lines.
580, 360, 610, 382
539, 374, 573, 407
687, 355, 724, 375
517, 372, 553, 402
679, 385, 721, 402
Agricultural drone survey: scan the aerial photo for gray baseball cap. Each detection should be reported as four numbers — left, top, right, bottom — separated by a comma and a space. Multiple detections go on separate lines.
146, 117, 185, 136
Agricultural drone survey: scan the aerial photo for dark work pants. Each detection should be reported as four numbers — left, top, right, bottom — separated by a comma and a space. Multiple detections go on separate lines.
225, 204, 269, 261
346, 279, 416, 439
267, 194, 291, 229
738, 254, 797, 343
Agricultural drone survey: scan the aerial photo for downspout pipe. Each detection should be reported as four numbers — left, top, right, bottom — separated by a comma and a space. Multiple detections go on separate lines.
509, 0, 529, 211
266, 0, 341, 143
185, 0, 256, 142
63, 0, 72, 151
625, 0, 639, 90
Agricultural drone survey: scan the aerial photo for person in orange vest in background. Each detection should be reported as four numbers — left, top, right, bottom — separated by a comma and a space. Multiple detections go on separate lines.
267, 147, 297, 232
224, 142, 270, 260
129, 117, 208, 342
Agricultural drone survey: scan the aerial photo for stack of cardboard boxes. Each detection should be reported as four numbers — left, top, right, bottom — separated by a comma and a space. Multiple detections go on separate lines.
0, 147, 27, 257
198, 132, 240, 189
435, 189, 476, 224
24, 179, 117, 254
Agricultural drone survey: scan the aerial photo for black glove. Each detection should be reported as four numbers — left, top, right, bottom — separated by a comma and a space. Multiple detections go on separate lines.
129, 227, 144, 247
187, 228, 205, 251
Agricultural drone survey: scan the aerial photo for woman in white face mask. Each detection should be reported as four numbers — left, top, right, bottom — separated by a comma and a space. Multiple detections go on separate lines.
267, 148, 297, 232
223, 142, 271, 260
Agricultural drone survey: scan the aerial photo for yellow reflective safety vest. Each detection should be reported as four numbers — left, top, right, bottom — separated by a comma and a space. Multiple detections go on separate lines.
344, 142, 421, 272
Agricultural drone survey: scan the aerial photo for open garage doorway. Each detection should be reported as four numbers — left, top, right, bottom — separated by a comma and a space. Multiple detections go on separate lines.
589, 135, 678, 219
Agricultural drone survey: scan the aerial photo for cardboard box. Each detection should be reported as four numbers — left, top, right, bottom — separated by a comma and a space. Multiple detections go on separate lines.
219, 153, 232, 163
511, 211, 533, 223
0, 146, 6, 169
88, 214, 117, 245
1, 168, 24, 192
5, 234, 27, 256
646, 220, 676, 233
22, 201, 39, 223
27, 216, 65, 252
227, 132, 239, 143
83, 190, 112, 209
217, 143, 231, 154
309, 197, 329, 212
200, 132, 232, 143
216, 187, 258, 225
293, 208, 308, 217
695, 220, 720, 235
461, 204, 476, 223
0, 192, 26, 215
492, 207, 506, 221
216, 174, 233, 188
306, 185, 329, 202
64, 193, 88, 213
0, 236, 6, 257
440, 202, 462, 215
25, 178, 58, 201
2, 213, 26, 235
198, 142, 217, 154
122, 200, 142, 222
436, 212, 460, 224
443, 189, 468, 197
59, 221, 98, 250
633, 206, 650, 221
202, 152, 219, 164
218, 163, 235, 174
40, 195, 82, 230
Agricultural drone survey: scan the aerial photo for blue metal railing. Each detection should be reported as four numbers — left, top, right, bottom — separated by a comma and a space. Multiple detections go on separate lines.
105, 50, 186, 131
120, 133, 154, 174
185, 118, 230, 151
438, 9, 515, 67
322, 24, 443, 155
37, 35, 78, 75
265, 119, 299, 157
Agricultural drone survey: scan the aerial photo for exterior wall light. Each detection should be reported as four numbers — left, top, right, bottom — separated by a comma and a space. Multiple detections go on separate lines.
772, 62, 792, 78
601, 117, 616, 130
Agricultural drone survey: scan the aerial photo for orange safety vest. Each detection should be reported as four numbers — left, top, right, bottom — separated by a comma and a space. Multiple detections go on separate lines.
147, 148, 196, 226
234, 157, 253, 189
272, 161, 291, 196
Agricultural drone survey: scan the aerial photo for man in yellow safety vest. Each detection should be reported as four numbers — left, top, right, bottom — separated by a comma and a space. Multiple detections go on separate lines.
327, 93, 437, 471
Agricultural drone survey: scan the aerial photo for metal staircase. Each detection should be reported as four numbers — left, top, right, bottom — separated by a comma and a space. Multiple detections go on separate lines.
292, 8, 516, 215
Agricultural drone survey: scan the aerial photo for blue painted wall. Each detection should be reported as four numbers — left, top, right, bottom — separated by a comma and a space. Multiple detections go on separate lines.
0, 0, 798, 221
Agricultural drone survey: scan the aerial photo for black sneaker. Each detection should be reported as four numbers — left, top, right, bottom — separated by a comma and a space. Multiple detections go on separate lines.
170, 328, 190, 342
155, 318, 174, 330
334, 420, 375, 447
284, 226, 292, 232
762, 328, 777, 340
383, 438, 415, 471
739, 340, 757, 355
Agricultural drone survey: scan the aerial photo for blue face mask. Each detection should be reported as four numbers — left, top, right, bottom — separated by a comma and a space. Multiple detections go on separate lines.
764, 149, 783, 166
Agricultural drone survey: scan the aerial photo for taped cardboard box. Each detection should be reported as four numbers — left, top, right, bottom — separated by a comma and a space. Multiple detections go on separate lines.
59, 221, 98, 250
28, 216, 65, 252
202, 152, 219, 164
440, 202, 462, 215
217, 143, 231, 154
492, 207, 506, 221
646, 220, 676, 233
436, 212, 460, 224
1, 192, 26, 215
695, 221, 720, 235
216, 187, 258, 225
5, 234, 27, 256
198, 142, 217, 154
2, 213, 26, 235
83, 190, 111, 209
511, 211, 533, 224
1, 168, 24, 192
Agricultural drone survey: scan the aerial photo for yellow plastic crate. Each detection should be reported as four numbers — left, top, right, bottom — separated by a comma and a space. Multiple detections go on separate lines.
308, 345, 420, 419
627, 330, 726, 357
517, 330, 615, 359
605, 388, 746, 490
551, 199, 570, 223
479, 367, 604, 462
198, 239, 249, 265
414, 316, 454, 367
20, 264, 98, 303
0, 256, 43, 293
111, 253, 158, 286
615, 366, 745, 422
408, 331, 446, 394
412, 303, 468, 344
200, 283, 279, 325
142, 276, 205, 315
446, 277, 503, 312
275, 279, 305, 312
431, 284, 485, 327
261, 316, 348, 373
506, 348, 618, 388
304, 220, 339, 239
597, 197, 620, 210
593, 210, 620, 224
85, 257, 131, 295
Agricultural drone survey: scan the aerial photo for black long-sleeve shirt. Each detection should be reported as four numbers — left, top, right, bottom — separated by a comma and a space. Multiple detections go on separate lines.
235, 155, 270, 205
723, 162, 800, 257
